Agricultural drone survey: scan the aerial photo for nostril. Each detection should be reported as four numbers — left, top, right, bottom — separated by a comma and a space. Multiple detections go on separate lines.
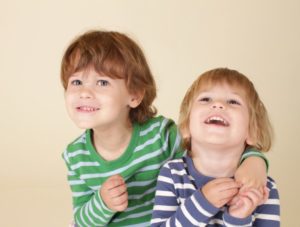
212, 104, 224, 109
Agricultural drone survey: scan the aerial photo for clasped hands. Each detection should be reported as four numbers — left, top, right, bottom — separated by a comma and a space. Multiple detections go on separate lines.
201, 178, 269, 218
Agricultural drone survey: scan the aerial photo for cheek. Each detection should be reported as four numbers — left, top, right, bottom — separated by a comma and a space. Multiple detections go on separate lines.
64, 93, 77, 113
236, 114, 251, 136
64, 93, 73, 106
190, 106, 206, 121
188, 110, 203, 133
188, 111, 197, 128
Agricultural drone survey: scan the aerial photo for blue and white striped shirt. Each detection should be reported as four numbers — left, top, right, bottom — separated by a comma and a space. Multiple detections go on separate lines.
151, 156, 280, 227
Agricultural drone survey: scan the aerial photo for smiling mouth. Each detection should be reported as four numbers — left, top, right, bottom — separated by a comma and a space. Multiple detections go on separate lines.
76, 106, 100, 112
204, 116, 229, 126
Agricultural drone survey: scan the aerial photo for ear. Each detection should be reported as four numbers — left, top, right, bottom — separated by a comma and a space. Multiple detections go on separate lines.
245, 132, 255, 146
246, 138, 254, 146
128, 90, 145, 108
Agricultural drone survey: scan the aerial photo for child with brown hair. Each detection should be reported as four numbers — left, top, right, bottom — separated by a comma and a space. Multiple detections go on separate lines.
61, 31, 269, 226
151, 68, 280, 226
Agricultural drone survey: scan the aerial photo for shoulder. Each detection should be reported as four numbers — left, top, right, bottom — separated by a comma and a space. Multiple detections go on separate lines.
266, 176, 278, 190
138, 115, 177, 136
157, 158, 189, 187
62, 130, 90, 163
266, 176, 280, 199
255, 176, 280, 222
140, 115, 176, 128
162, 157, 186, 171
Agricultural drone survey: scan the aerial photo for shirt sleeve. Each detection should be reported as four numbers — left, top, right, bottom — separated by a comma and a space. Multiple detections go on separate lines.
222, 211, 252, 226
240, 146, 269, 171
62, 150, 116, 227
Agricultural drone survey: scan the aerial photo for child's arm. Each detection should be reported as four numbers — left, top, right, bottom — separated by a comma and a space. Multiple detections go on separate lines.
63, 152, 116, 227
235, 147, 268, 190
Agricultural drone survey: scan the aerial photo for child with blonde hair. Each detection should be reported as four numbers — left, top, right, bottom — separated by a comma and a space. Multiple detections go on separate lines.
61, 31, 270, 226
151, 68, 280, 226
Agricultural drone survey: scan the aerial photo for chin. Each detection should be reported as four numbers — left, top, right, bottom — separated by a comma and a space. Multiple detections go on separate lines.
74, 121, 95, 129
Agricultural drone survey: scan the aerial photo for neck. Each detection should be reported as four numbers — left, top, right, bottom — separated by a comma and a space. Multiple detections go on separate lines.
191, 143, 245, 177
92, 120, 133, 161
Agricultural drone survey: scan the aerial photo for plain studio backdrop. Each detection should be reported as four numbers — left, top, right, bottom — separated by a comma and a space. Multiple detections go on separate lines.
1, 0, 299, 226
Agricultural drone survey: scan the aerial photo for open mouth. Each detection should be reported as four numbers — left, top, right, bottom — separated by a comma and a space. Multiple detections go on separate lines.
204, 116, 229, 126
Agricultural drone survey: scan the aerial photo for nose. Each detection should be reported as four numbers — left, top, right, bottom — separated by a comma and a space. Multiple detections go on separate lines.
211, 101, 225, 109
79, 85, 94, 99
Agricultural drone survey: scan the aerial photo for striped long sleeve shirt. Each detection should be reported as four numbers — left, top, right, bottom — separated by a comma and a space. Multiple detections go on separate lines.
62, 116, 183, 226
151, 156, 280, 227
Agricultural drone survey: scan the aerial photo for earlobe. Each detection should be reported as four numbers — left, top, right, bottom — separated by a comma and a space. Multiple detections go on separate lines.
181, 125, 191, 139
246, 134, 255, 146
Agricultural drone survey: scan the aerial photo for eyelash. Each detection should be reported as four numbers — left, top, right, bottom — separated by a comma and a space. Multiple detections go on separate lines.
199, 97, 211, 102
227, 99, 241, 105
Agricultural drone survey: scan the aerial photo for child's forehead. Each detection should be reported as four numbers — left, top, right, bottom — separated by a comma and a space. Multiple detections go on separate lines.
197, 81, 245, 93
71, 67, 102, 77
194, 82, 248, 101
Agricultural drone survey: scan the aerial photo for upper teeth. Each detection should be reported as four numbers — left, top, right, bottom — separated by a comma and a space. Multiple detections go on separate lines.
207, 116, 228, 124
81, 106, 98, 111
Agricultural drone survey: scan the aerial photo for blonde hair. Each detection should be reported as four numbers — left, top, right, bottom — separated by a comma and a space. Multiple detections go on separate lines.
179, 68, 273, 152
61, 30, 157, 123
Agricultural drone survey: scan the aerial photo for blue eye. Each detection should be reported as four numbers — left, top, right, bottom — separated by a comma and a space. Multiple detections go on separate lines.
97, 80, 109, 86
227, 99, 241, 105
70, 79, 82, 86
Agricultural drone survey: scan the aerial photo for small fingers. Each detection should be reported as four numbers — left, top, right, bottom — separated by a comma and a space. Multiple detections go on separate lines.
111, 190, 128, 205
241, 188, 263, 206
107, 174, 125, 186
213, 178, 237, 184
109, 183, 127, 198
217, 180, 241, 193
227, 195, 240, 206
110, 190, 128, 211
259, 186, 270, 205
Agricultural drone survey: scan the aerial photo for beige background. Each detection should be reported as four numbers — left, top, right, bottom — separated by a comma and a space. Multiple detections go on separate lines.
1, 0, 299, 226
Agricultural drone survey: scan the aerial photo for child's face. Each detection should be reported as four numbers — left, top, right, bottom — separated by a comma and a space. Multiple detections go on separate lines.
64, 68, 138, 129
188, 83, 252, 150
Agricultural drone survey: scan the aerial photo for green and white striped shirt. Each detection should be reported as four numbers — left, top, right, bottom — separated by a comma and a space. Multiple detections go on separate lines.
63, 116, 183, 227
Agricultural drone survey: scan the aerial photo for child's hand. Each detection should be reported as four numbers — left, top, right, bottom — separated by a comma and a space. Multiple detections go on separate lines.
228, 186, 269, 218
235, 156, 267, 191
201, 178, 240, 208
100, 174, 128, 212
